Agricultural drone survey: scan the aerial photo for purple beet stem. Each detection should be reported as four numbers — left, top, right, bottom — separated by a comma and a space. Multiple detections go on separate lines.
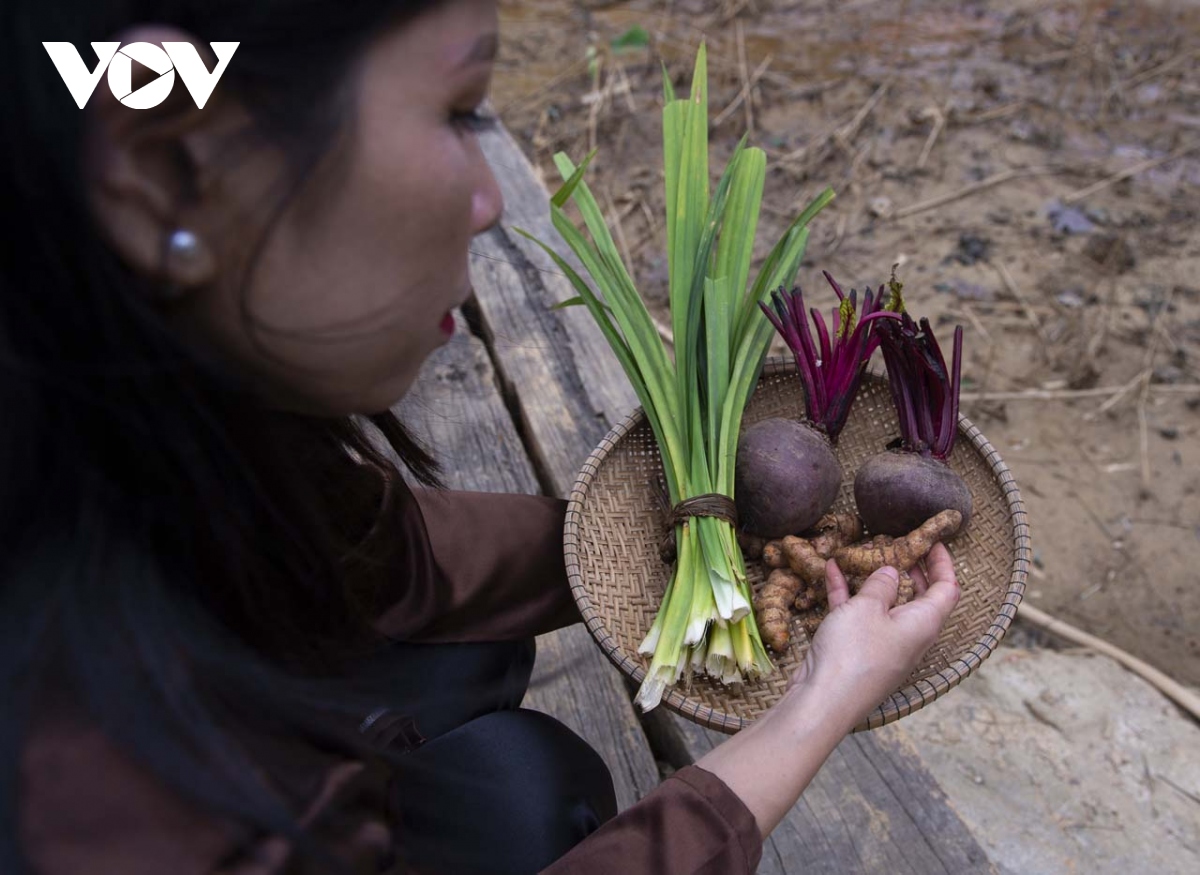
760, 274, 899, 444
877, 312, 964, 460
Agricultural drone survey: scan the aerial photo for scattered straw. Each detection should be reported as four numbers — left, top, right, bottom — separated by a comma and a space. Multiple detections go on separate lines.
1062, 142, 1200, 205
892, 167, 1056, 220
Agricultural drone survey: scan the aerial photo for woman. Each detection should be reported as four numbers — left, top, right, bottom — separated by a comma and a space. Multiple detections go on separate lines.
2, 0, 961, 872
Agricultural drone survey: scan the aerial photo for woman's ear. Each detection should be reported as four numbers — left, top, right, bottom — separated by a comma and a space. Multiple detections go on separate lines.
83, 26, 254, 297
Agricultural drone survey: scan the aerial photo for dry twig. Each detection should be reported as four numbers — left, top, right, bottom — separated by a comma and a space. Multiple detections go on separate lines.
916, 101, 949, 170
1134, 287, 1176, 492
1062, 142, 1200, 205
996, 262, 1054, 355
1110, 48, 1200, 96
1018, 604, 1200, 722
712, 52, 772, 128
957, 102, 1025, 124
1087, 370, 1147, 419
960, 384, 1200, 402
893, 167, 1057, 219
737, 21, 754, 137
835, 81, 891, 150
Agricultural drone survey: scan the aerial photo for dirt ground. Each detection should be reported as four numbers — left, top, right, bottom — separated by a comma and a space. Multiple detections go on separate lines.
490, 0, 1200, 688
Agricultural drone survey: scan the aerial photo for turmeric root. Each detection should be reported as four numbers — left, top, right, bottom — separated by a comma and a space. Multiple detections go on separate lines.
762, 512, 862, 578
848, 569, 915, 605
833, 509, 962, 576
761, 540, 786, 569
797, 605, 827, 638
807, 512, 863, 558
781, 535, 827, 584
794, 582, 827, 611
754, 568, 805, 653
737, 530, 768, 560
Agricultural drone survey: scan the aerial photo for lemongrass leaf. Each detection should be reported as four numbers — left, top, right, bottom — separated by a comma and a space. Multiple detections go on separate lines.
517, 225, 683, 500
552, 154, 676, 402
713, 141, 764, 319
736, 186, 836, 339
551, 149, 599, 208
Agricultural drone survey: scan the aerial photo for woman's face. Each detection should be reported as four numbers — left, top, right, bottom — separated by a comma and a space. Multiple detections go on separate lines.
156, 0, 504, 415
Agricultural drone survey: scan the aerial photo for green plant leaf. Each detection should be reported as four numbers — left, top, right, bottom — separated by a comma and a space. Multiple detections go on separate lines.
535, 41, 839, 709
610, 25, 650, 52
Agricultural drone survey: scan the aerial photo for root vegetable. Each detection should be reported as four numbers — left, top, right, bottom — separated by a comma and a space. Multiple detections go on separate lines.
794, 582, 827, 611
798, 606, 826, 637
855, 279, 972, 535
736, 419, 841, 537
739, 276, 900, 538
737, 530, 768, 560
849, 569, 915, 605
762, 540, 786, 569
781, 535, 827, 583
755, 568, 806, 652
855, 451, 972, 536
808, 512, 862, 558
832, 509, 962, 575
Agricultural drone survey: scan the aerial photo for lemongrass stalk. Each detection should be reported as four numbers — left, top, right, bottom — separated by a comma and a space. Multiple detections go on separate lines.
705, 621, 734, 675
531, 42, 834, 712
697, 516, 749, 622
636, 574, 675, 656
635, 528, 697, 710
685, 543, 718, 646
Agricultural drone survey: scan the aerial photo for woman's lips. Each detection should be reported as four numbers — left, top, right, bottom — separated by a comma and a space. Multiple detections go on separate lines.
440, 312, 456, 337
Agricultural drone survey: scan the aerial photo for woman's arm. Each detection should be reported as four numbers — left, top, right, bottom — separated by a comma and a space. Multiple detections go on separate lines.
370, 483, 582, 643
693, 544, 960, 838
543, 545, 960, 873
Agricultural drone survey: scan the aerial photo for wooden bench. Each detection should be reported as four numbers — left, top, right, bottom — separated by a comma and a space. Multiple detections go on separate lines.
396, 122, 995, 874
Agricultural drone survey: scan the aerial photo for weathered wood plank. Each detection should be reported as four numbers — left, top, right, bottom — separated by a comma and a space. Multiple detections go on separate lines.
475, 122, 640, 426
397, 311, 539, 495
666, 718, 994, 874
472, 121, 995, 871
395, 310, 661, 811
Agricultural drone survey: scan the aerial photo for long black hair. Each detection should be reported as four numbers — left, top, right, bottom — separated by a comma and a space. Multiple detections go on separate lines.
1, 1, 451, 869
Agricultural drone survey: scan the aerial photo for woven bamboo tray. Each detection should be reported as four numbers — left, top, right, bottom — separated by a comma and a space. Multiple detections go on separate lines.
564, 359, 1031, 734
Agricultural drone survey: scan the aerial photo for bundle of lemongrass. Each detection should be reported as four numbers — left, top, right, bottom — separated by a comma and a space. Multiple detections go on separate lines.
521, 45, 834, 711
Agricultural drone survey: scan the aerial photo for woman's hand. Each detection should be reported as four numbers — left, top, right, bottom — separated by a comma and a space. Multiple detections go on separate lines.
788, 542, 961, 731
692, 544, 960, 840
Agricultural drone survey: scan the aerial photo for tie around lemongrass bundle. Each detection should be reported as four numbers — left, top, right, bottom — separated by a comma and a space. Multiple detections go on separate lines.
520, 44, 834, 711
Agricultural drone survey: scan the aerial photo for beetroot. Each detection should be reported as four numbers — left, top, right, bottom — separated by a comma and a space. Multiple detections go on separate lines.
854, 300, 972, 536
855, 450, 972, 535
736, 418, 841, 538
736, 274, 898, 538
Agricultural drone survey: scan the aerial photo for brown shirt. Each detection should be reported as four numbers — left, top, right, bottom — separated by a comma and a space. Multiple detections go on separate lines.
20, 480, 762, 874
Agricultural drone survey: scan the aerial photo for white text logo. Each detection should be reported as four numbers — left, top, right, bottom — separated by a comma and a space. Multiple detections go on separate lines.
43, 41, 239, 109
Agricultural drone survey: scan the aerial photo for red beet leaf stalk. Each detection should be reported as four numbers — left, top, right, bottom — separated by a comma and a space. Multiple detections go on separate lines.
733, 273, 898, 539
760, 271, 898, 442
854, 307, 973, 536
878, 310, 963, 459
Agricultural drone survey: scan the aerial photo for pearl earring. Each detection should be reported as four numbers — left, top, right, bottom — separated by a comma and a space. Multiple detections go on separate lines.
168, 228, 200, 260
158, 228, 202, 301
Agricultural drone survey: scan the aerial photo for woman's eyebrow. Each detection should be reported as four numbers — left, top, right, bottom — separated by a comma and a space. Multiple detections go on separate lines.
455, 33, 499, 69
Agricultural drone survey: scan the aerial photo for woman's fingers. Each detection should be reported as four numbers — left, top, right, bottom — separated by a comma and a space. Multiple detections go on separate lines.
910, 561, 929, 596
825, 558, 850, 609
911, 543, 960, 620
855, 565, 901, 605
923, 543, 956, 583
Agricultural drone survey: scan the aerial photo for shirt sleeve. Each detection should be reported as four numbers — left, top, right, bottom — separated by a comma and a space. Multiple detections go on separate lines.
539, 765, 763, 875
367, 477, 583, 643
